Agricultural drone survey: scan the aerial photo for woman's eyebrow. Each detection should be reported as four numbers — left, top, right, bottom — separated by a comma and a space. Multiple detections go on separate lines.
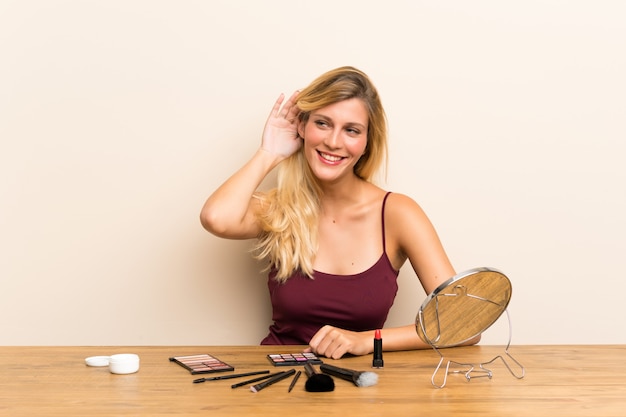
345, 121, 367, 130
311, 113, 367, 129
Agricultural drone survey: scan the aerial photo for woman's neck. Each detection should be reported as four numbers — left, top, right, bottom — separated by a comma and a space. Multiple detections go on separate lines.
318, 176, 370, 214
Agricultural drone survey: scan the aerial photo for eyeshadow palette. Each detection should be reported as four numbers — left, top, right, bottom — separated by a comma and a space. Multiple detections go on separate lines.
267, 352, 323, 367
169, 354, 235, 374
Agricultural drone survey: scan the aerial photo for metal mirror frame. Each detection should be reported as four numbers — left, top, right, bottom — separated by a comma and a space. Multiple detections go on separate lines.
415, 267, 525, 388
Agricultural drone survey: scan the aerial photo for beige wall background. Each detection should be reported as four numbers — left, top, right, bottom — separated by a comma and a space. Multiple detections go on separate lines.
1, 0, 624, 346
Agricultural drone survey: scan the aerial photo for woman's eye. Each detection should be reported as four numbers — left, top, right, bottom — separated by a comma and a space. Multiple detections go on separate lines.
347, 128, 360, 135
314, 120, 329, 128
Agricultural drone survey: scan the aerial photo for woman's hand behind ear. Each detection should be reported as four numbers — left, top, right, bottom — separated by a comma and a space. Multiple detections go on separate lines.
261, 90, 302, 159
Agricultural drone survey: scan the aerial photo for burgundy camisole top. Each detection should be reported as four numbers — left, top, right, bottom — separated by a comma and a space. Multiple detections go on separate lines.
261, 192, 400, 345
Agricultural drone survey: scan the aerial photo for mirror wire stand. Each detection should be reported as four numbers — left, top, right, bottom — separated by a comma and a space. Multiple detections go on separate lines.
419, 291, 526, 389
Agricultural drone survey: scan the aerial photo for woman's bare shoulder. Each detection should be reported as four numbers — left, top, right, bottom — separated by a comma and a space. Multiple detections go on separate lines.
385, 192, 427, 216
383, 192, 437, 243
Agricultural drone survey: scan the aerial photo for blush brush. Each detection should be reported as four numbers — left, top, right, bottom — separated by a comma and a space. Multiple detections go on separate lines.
303, 363, 335, 392
319, 363, 379, 387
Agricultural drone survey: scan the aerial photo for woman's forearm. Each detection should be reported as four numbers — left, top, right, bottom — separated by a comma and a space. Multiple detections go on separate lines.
379, 324, 480, 352
200, 148, 282, 239
374, 325, 433, 352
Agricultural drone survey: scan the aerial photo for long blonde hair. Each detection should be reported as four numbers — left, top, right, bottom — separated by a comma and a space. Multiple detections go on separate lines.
254, 66, 388, 282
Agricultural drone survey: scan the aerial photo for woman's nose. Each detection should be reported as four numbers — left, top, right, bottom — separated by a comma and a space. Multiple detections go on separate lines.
324, 129, 341, 148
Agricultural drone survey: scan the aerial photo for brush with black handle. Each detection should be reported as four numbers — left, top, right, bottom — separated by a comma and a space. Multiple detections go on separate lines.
303, 363, 335, 392
319, 364, 378, 387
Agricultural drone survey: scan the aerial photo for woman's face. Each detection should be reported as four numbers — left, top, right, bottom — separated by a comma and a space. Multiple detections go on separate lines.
298, 98, 369, 184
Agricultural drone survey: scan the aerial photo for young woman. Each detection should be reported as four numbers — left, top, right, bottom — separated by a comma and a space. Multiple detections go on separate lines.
201, 66, 465, 359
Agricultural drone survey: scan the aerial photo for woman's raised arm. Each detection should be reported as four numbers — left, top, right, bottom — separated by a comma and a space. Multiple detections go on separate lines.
200, 91, 302, 239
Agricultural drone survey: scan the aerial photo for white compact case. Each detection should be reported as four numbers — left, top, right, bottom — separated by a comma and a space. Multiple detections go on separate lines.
85, 353, 140, 374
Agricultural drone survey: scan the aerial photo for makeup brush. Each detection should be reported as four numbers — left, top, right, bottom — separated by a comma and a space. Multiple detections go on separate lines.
303, 363, 335, 392
287, 370, 301, 393
319, 364, 379, 387
250, 369, 295, 393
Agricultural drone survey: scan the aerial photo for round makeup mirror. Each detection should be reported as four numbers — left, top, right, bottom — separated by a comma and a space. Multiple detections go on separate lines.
416, 267, 511, 348
415, 267, 524, 388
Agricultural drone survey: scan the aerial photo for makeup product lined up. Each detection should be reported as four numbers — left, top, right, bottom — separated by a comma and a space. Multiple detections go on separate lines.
250, 369, 296, 393
320, 364, 379, 387
267, 352, 323, 367
372, 329, 384, 368
303, 363, 335, 392
169, 354, 234, 374
193, 370, 270, 383
169, 352, 378, 392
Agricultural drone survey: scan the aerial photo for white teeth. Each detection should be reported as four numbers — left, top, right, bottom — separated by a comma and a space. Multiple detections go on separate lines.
320, 152, 342, 162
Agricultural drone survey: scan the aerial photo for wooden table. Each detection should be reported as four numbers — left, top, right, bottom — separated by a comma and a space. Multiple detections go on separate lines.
1, 345, 625, 416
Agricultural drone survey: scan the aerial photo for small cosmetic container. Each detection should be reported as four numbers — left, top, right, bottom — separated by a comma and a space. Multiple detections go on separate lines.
108, 354, 140, 374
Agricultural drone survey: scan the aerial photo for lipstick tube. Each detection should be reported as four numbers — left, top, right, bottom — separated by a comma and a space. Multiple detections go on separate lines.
372, 329, 384, 368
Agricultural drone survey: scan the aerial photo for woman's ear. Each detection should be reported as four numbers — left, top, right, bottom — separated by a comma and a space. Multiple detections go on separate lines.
297, 120, 305, 139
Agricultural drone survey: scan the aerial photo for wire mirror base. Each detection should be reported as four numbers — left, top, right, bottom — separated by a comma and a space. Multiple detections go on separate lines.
427, 309, 525, 388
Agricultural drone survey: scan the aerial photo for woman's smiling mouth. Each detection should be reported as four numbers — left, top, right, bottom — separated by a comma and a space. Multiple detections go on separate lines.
317, 150, 344, 163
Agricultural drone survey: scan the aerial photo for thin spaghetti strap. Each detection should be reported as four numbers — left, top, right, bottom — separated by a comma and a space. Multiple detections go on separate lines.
381, 192, 392, 253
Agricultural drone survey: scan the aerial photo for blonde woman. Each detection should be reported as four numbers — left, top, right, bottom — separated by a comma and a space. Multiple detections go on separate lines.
201, 66, 468, 359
